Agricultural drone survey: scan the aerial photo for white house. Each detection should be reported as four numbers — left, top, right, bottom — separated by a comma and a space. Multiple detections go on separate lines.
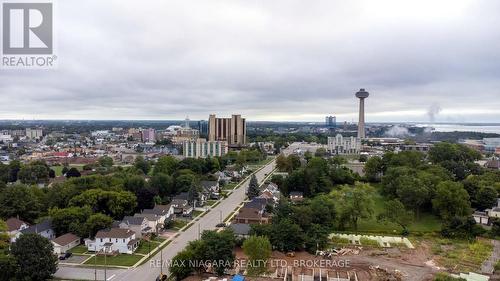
5, 217, 29, 243
52, 233, 80, 254
19, 219, 55, 241
473, 211, 489, 225
85, 228, 139, 254
486, 199, 500, 218
119, 216, 150, 238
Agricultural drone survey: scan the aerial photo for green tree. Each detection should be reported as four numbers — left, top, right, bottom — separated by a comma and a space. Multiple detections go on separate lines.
49, 206, 92, 236
270, 219, 304, 252
432, 181, 471, 220
309, 195, 336, 227
200, 229, 235, 276
334, 183, 374, 232
170, 248, 196, 280
69, 189, 137, 219
8, 160, 21, 182
396, 176, 430, 219
134, 156, 151, 175
84, 213, 113, 237
378, 199, 414, 235
150, 173, 174, 199
11, 234, 58, 281
247, 174, 260, 199
98, 156, 114, 167
364, 156, 383, 182
242, 236, 272, 276
475, 186, 497, 210
154, 156, 178, 175
0, 184, 41, 222
314, 148, 327, 157
18, 162, 50, 185
304, 224, 329, 253
65, 167, 81, 178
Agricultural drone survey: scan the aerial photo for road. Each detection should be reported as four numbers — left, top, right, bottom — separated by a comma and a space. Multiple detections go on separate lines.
55, 159, 276, 281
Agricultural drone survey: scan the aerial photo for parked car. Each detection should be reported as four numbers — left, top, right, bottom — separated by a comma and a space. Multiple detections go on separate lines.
215, 222, 226, 228
59, 252, 72, 260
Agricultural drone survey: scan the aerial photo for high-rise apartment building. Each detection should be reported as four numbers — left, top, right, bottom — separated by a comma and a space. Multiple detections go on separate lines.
141, 128, 156, 142
325, 116, 336, 128
25, 128, 43, 139
208, 114, 246, 146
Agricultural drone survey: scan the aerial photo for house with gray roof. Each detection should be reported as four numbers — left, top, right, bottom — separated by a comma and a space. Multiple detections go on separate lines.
118, 216, 149, 238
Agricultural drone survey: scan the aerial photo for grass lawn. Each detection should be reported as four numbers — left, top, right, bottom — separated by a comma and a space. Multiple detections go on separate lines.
171, 220, 188, 230
426, 236, 493, 273
352, 190, 441, 234
192, 210, 204, 218
152, 236, 166, 243
135, 240, 161, 255
222, 182, 238, 190
69, 244, 88, 254
83, 254, 143, 267
51, 164, 85, 176
205, 199, 218, 206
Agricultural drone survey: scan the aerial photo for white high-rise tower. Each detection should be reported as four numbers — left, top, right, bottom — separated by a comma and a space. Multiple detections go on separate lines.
355, 88, 369, 139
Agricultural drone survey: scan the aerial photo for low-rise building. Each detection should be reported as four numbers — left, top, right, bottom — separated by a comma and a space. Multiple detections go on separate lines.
52, 233, 80, 254
5, 217, 29, 242
119, 216, 150, 238
20, 219, 55, 241
85, 228, 139, 254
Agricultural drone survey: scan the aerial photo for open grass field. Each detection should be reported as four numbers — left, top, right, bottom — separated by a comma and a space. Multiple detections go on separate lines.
83, 254, 143, 267
423, 236, 493, 273
349, 187, 441, 234
51, 164, 85, 176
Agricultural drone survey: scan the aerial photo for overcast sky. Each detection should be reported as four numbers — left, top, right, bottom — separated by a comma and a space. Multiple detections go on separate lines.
1, 0, 500, 122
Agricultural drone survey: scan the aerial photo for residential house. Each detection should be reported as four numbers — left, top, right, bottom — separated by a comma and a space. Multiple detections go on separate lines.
171, 198, 193, 217
138, 204, 174, 230
52, 233, 80, 254
119, 216, 150, 238
289, 191, 304, 203
201, 180, 220, 200
473, 211, 489, 225
486, 199, 500, 218
485, 159, 500, 170
214, 171, 231, 185
233, 208, 269, 224
258, 182, 281, 204
5, 217, 29, 242
20, 219, 55, 240
85, 228, 139, 254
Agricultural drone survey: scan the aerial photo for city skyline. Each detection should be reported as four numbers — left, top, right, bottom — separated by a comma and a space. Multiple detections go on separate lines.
1, 0, 500, 122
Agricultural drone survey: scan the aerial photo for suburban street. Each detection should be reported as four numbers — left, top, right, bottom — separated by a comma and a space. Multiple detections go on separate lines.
54, 159, 276, 281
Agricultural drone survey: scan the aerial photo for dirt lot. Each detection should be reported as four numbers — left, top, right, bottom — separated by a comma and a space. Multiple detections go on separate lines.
232, 247, 437, 281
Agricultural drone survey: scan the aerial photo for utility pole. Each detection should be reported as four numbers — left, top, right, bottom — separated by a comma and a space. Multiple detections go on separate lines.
198, 223, 201, 239
94, 245, 97, 281
104, 246, 107, 281
219, 210, 222, 224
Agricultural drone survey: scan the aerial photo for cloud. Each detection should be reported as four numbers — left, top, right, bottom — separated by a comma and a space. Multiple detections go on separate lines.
1, 0, 500, 122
